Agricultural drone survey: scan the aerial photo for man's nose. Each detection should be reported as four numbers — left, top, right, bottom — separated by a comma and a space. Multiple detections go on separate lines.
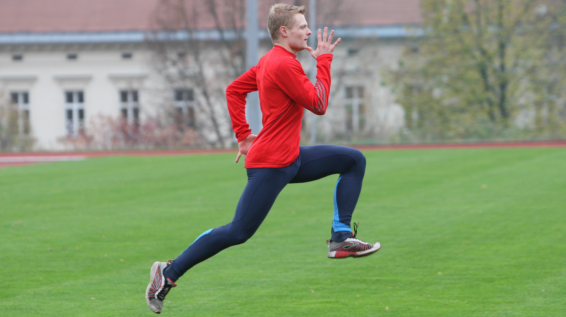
307, 28, 312, 36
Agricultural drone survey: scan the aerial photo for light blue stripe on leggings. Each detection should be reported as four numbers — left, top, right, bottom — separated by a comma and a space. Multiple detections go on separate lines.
333, 176, 351, 232
191, 229, 212, 246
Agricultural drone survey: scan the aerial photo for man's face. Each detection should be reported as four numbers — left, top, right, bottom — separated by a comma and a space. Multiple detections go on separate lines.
286, 14, 312, 53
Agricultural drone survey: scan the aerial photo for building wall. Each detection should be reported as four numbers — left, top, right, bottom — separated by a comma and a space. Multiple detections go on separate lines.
0, 44, 153, 150
0, 37, 409, 150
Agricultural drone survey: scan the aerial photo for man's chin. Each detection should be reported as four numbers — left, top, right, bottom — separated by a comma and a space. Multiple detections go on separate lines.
290, 45, 306, 52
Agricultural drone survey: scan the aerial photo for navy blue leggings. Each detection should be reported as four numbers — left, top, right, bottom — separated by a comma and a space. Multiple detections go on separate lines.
166, 145, 366, 281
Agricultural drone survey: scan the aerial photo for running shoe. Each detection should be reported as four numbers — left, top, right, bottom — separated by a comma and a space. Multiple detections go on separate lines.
327, 223, 381, 258
146, 261, 177, 314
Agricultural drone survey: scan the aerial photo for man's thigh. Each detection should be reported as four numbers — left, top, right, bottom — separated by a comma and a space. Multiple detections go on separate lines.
290, 145, 363, 184
233, 162, 299, 224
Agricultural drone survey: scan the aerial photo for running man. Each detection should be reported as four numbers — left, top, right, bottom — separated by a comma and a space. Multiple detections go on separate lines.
146, 3, 380, 313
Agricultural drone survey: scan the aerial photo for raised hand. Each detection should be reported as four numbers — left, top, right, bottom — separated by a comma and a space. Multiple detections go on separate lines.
305, 27, 341, 59
235, 134, 257, 163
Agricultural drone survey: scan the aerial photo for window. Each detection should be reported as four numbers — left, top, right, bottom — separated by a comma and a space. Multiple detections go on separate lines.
122, 52, 133, 59
12, 54, 23, 61
345, 86, 366, 133
120, 90, 140, 127
65, 91, 85, 136
174, 89, 195, 128
10, 91, 31, 135
67, 53, 78, 60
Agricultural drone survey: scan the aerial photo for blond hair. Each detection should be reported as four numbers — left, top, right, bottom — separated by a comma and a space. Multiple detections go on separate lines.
267, 3, 306, 42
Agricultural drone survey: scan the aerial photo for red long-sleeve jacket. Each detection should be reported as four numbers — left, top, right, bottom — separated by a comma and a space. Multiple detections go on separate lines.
226, 45, 332, 168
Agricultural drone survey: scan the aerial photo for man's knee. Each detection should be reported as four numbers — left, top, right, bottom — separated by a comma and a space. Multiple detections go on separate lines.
226, 225, 255, 245
232, 232, 251, 245
349, 148, 366, 170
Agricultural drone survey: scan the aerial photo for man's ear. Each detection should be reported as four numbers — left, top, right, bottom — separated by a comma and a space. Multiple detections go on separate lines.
279, 26, 288, 39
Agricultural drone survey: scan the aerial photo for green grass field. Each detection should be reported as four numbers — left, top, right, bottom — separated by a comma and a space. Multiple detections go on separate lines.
1, 148, 565, 316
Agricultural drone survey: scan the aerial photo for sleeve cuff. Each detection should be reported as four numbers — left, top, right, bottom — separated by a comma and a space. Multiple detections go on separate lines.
316, 54, 334, 62
237, 131, 251, 143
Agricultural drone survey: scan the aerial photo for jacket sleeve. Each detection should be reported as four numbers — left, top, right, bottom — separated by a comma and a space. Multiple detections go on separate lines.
276, 54, 332, 115
226, 66, 257, 142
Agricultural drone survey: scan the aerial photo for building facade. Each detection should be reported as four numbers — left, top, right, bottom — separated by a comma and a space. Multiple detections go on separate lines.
0, 41, 154, 149
0, 0, 421, 150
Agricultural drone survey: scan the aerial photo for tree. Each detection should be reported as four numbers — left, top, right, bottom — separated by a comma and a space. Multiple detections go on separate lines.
146, 0, 248, 148
390, 0, 566, 142
528, 0, 566, 137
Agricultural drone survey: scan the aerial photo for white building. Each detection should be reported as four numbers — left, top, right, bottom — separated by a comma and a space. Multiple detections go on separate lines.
0, 0, 421, 150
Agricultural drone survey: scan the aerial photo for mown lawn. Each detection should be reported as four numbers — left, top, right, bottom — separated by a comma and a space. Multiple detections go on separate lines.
1, 148, 565, 316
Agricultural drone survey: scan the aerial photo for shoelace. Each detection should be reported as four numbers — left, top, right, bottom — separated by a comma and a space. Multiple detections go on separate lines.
157, 283, 172, 301
349, 222, 370, 250
157, 260, 176, 301
327, 223, 365, 245
352, 222, 359, 239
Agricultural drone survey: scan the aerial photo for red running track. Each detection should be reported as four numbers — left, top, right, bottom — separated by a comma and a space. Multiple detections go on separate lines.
1, 141, 566, 168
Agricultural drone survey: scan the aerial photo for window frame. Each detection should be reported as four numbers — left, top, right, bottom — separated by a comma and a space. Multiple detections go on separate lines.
120, 90, 140, 127
344, 86, 366, 133
9, 91, 31, 135
64, 91, 85, 137
173, 88, 196, 128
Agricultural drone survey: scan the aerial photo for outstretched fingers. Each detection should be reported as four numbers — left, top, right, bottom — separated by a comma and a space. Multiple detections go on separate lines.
331, 37, 341, 49
310, 28, 340, 57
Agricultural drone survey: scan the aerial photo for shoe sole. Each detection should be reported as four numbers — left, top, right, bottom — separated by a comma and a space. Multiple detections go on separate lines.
146, 262, 162, 314
328, 242, 381, 259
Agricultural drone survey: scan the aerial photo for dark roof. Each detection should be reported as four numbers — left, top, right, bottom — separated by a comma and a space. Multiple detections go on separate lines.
0, 0, 421, 33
